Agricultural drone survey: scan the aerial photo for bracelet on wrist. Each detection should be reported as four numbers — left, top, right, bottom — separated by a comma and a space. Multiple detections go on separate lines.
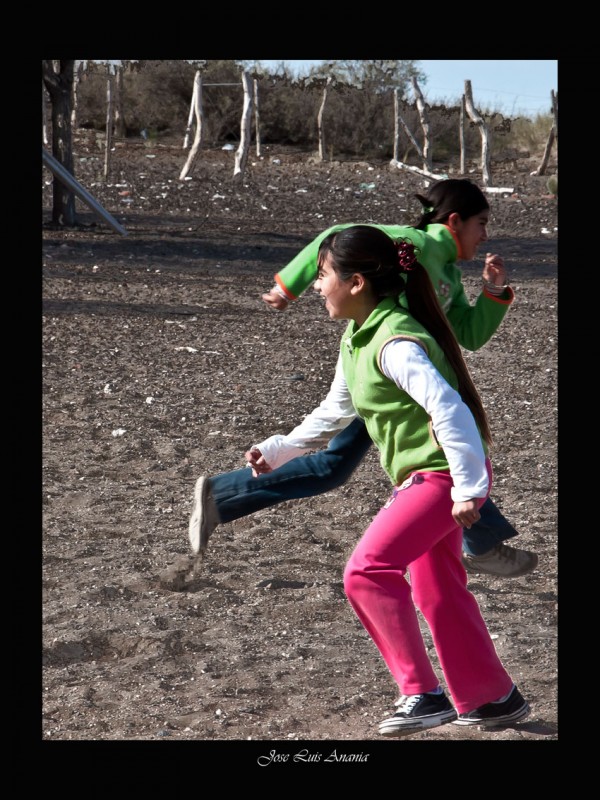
273, 285, 290, 302
483, 280, 509, 297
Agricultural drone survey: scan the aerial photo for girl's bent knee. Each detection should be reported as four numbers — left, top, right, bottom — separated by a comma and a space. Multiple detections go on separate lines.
343, 565, 361, 598
313, 459, 354, 490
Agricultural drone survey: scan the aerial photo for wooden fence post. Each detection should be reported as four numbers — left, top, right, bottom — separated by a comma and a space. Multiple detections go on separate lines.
114, 65, 126, 138
104, 70, 114, 181
254, 78, 262, 158
71, 61, 84, 129
393, 100, 423, 163
42, 81, 49, 145
317, 76, 331, 162
234, 71, 254, 179
183, 70, 201, 150
464, 79, 492, 186
180, 72, 204, 179
535, 90, 558, 176
412, 77, 432, 172
393, 89, 400, 162
459, 95, 466, 175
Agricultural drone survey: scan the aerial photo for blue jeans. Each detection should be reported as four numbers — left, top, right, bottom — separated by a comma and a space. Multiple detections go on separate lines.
210, 418, 518, 556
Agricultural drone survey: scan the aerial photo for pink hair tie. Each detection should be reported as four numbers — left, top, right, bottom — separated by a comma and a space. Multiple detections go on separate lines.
397, 239, 418, 271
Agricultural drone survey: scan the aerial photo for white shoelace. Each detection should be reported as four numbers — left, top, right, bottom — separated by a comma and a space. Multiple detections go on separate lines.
394, 694, 424, 714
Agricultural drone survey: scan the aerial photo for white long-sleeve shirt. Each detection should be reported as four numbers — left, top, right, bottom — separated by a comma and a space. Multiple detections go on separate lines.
254, 340, 489, 502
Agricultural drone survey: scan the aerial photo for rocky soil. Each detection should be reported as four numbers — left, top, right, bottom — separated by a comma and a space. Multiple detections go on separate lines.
42, 133, 557, 763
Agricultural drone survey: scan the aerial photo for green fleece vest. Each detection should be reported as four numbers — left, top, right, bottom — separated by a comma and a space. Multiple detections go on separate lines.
341, 297, 461, 486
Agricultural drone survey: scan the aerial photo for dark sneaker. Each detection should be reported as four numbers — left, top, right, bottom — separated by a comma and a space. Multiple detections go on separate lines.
453, 685, 530, 726
378, 692, 457, 737
188, 476, 220, 556
462, 544, 538, 578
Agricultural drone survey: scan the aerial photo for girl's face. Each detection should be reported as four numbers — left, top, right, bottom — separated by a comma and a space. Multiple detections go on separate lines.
314, 254, 354, 320
453, 210, 490, 260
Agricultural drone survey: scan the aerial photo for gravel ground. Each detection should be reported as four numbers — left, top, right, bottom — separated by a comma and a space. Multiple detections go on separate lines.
42, 134, 557, 764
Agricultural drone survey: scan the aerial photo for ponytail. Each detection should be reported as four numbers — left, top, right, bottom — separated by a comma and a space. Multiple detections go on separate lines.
317, 226, 493, 447
400, 242, 492, 446
414, 179, 489, 230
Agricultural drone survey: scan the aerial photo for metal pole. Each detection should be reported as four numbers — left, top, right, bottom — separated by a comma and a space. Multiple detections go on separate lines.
42, 147, 128, 236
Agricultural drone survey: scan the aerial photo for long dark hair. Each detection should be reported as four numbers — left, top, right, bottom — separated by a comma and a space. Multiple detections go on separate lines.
317, 225, 492, 446
414, 178, 489, 230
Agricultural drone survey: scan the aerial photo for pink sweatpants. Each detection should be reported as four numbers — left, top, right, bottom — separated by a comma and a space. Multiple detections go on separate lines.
343, 464, 514, 714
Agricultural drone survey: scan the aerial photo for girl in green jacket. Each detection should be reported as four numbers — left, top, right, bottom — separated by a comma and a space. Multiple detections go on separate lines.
189, 179, 537, 579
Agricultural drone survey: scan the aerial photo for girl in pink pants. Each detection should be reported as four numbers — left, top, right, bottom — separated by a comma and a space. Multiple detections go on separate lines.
344, 464, 513, 715
248, 223, 530, 736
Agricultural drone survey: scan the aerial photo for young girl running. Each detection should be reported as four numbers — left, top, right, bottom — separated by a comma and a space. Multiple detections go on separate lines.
245, 224, 530, 735
189, 180, 537, 579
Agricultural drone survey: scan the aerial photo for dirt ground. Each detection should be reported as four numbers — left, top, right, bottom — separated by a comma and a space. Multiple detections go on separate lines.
41, 133, 558, 757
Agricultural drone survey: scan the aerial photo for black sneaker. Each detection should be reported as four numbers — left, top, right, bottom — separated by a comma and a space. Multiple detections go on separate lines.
453, 685, 530, 726
378, 692, 457, 737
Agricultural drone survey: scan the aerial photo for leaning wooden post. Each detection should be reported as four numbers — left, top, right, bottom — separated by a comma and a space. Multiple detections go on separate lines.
391, 160, 447, 182
43, 148, 128, 235
395, 111, 424, 162
535, 90, 558, 176
390, 83, 423, 163
234, 70, 254, 179
412, 76, 432, 172
464, 79, 492, 186
179, 72, 204, 179
104, 69, 114, 181
536, 127, 555, 177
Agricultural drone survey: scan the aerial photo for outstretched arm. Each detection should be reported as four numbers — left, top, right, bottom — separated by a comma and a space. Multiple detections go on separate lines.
244, 356, 356, 476
261, 226, 342, 311
261, 224, 415, 311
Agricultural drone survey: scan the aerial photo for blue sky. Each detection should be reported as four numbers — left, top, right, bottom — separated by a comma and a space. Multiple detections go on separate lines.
256, 60, 557, 119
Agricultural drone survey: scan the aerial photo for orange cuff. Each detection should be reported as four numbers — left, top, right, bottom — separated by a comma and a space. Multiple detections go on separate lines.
275, 275, 297, 301
482, 285, 514, 304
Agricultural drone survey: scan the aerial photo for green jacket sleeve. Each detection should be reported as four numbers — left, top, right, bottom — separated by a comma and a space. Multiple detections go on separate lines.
275, 225, 345, 300
275, 223, 415, 300
274, 221, 514, 353
445, 276, 514, 351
